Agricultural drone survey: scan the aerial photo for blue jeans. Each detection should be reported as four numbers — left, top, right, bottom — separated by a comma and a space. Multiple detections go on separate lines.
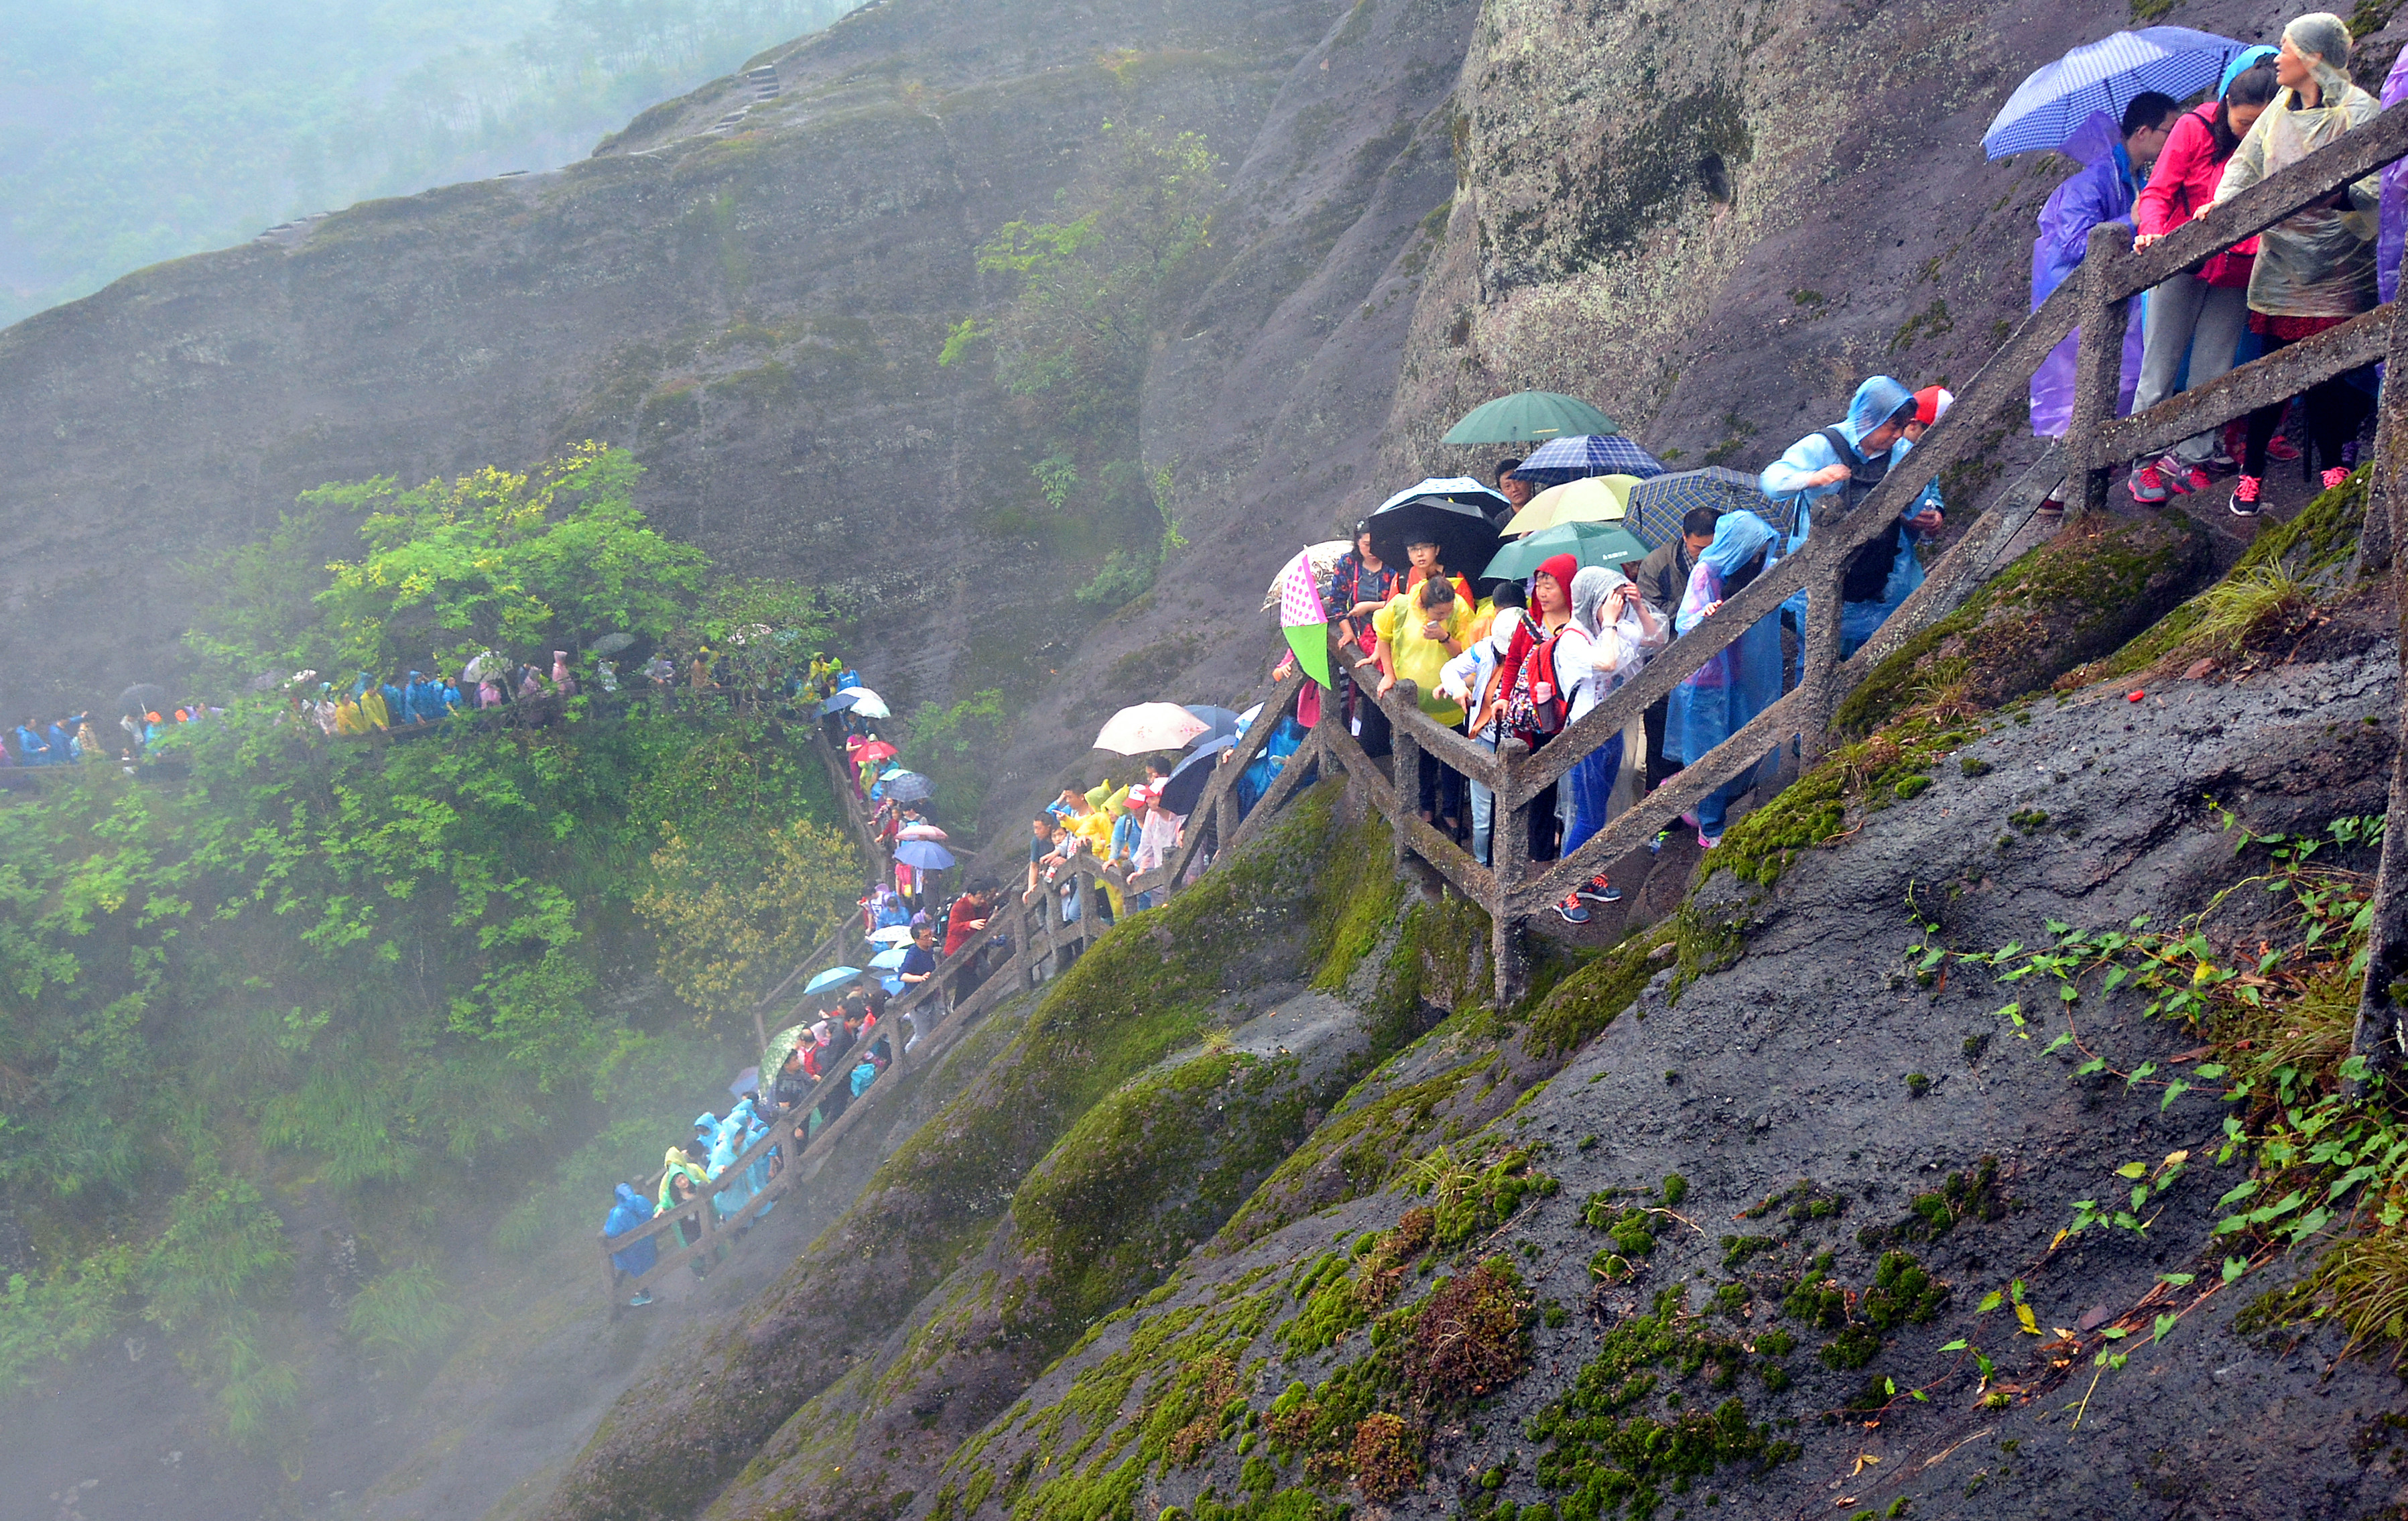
1467, 731, 1499, 865
1559, 733, 1624, 861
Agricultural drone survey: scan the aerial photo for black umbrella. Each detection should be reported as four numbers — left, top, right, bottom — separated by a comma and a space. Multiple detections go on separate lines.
120, 683, 169, 716
1157, 746, 1220, 817
1364, 496, 1503, 585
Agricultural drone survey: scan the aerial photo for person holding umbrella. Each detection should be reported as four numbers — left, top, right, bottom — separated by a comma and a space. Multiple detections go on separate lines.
1331, 521, 1403, 759
2026, 92, 2185, 512
2211, 13, 2385, 517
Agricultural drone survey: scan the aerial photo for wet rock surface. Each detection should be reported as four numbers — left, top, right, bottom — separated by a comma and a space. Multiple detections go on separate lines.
923, 652, 2400, 1520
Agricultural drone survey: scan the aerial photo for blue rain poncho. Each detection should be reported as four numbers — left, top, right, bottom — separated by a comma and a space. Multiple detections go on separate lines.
2027, 111, 2147, 437
706, 1124, 754, 1220
850, 1060, 879, 1097
1760, 377, 1929, 642
1666, 512, 1785, 768
605, 1182, 657, 1276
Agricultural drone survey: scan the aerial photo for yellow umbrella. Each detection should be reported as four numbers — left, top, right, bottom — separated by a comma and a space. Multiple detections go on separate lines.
1502, 475, 1639, 536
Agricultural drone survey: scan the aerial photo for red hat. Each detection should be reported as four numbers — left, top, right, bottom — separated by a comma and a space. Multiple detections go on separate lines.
1535, 553, 1580, 593
1913, 386, 1954, 427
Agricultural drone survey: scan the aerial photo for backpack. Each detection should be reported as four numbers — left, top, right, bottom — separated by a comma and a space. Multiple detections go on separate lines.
1500, 625, 1570, 745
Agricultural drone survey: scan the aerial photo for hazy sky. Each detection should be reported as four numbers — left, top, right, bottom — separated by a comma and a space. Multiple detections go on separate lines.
0, 0, 851, 325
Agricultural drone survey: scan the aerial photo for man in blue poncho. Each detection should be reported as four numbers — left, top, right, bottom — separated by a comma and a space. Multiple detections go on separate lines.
1760, 375, 1946, 658
1666, 511, 1785, 849
2026, 94, 2183, 507
14, 719, 49, 766
604, 1182, 658, 1306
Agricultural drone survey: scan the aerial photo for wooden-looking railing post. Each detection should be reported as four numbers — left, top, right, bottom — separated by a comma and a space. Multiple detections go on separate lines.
2065, 221, 2131, 516
1389, 680, 1421, 866
1491, 737, 1531, 1010
1799, 547, 1846, 766
2357, 298, 2408, 577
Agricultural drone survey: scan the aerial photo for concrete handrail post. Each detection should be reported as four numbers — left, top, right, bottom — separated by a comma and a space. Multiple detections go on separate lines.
1389, 679, 1421, 866
1491, 737, 1531, 1009
1799, 548, 1847, 766
2065, 221, 2131, 516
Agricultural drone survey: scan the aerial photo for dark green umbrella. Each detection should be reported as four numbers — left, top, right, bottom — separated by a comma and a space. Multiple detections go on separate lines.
1480, 522, 1651, 582
1441, 391, 1619, 446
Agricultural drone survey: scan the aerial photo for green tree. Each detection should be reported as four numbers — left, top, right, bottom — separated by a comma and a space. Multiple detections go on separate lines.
308, 441, 708, 674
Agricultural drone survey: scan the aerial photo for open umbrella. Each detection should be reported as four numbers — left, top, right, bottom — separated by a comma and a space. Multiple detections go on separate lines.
868, 946, 910, 970
804, 967, 862, 995
1157, 746, 1220, 817
1374, 477, 1515, 520
1271, 546, 1333, 688
1502, 475, 1639, 536
1183, 705, 1242, 745
1365, 495, 1502, 583
855, 739, 898, 764
1442, 391, 1619, 445
1481, 522, 1651, 582
1509, 434, 1667, 485
1094, 702, 1210, 754
894, 839, 956, 871
1259, 541, 1352, 611
897, 823, 948, 841
834, 685, 891, 719
1982, 27, 2246, 159
867, 925, 915, 946
1625, 468, 1783, 552
730, 1067, 760, 1099
880, 771, 934, 803
119, 683, 169, 716
589, 632, 638, 656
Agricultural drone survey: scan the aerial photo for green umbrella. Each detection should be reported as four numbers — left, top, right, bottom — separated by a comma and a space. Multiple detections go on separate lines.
1442, 391, 1619, 445
1480, 522, 1651, 582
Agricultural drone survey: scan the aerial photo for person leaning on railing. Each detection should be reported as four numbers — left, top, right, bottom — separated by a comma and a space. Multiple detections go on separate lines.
2208, 12, 2385, 518
1373, 572, 1472, 835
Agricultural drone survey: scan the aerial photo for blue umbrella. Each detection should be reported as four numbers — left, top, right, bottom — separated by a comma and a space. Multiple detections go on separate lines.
868, 946, 909, 970
730, 1067, 760, 1098
1509, 434, 1667, 485
1182, 705, 1243, 745
1982, 27, 2246, 160
894, 839, 956, 871
804, 966, 861, 995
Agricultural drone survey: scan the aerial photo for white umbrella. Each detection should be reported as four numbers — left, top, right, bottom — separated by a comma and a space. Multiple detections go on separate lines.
1094, 702, 1210, 755
897, 823, 948, 841
837, 685, 891, 719
867, 925, 915, 946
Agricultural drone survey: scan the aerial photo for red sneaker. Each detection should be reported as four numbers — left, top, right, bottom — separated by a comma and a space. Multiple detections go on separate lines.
2128, 463, 2168, 503
2176, 465, 2214, 494
2266, 434, 2301, 463
2229, 475, 2261, 518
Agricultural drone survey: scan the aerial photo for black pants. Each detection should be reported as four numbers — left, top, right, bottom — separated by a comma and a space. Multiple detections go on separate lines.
1410, 746, 1464, 826
1354, 676, 1391, 759
2244, 330, 2373, 478
1643, 695, 1679, 790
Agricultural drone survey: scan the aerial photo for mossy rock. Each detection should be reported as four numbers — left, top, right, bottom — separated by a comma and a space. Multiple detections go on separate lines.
1834, 512, 2211, 737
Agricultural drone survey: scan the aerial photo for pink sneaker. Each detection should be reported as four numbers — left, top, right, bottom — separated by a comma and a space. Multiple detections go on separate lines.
2321, 467, 2351, 491
2127, 463, 2168, 504
2229, 474, 2261, 518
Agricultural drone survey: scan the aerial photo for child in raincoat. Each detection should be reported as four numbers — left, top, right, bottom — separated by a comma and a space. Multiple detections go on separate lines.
1667, 512, 1784, 848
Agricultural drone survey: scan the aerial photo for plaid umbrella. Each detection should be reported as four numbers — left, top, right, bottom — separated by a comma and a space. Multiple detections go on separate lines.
1624, 468, 1791, 552
1982, 27, 2246, 160
1509, 434, 1667, 485
878, 770, 934, 803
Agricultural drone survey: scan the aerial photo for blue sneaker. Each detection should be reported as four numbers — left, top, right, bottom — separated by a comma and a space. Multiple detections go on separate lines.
1554, 896, 1591, 924
1576, 876, 1622, 903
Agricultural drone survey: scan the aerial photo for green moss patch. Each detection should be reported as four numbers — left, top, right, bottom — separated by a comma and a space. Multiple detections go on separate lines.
1710, 713, 1978, 888
1526, 922, 1679, 1055
1834, 511, 2209, 736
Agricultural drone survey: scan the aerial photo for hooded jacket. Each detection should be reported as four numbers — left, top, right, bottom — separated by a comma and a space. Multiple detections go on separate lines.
1666, 512, 1785, 768
2025, 113, 2149, 436
2213, 20, 2381, 318
605, 1182, 658, 1276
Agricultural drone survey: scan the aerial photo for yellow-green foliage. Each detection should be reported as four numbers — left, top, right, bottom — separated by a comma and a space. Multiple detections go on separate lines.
1308, 812, 1404, 993
2094, 464, 2367, 679
1526, 922, 1679, 1054
345, 1263, 464, 1369
1710, 713, 1978, 888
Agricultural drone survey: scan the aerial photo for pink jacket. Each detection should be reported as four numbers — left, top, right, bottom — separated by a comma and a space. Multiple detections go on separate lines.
2134, 102, 2255, 284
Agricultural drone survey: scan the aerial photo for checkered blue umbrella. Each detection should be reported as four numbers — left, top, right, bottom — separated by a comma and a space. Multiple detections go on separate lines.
1625, 468, 1789, 552
1981, 27, 2246, 160
1508, 434, 1667, 485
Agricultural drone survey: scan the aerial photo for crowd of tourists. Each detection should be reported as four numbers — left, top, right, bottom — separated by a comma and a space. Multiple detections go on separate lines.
3, 702, 216, 771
